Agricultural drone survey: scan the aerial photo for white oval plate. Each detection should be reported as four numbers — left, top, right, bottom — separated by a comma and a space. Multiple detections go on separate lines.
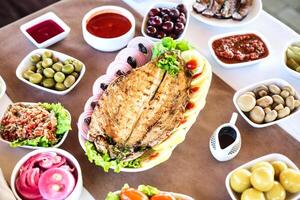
183, 0, 262, 28
0, 102, 71, 149
16, 48, 86, 95
225, 153, 300, 200
233, 78, 300, 128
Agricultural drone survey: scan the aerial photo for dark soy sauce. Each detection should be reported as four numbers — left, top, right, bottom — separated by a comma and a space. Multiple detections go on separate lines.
218, 127, 237, 149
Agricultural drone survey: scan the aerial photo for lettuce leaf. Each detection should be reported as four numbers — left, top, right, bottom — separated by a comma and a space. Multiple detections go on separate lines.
105, 192, 120, 200
40, 103, 71, 134
138, 185, 160, 196
85, 141, 142, 173
10, 136, 53, 148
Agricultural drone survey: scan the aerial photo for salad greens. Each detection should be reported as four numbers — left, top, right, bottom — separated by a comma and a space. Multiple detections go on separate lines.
10, 103, 71, 148
105, 192, 120, 200
152, 37, 192, 75
85, 141, 142, 173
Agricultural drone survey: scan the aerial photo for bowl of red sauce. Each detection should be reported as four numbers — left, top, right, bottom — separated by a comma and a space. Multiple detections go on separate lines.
82, 6, 135, 52
20, 12, 70, 48
208, 31, 270, 69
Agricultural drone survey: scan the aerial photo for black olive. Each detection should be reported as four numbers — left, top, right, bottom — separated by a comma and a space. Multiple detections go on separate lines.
90, 101, 97, 109
127, 56, 137, 68
84, 117, 91, 125
100, 83, 108, 90
116, 70, 125, 76
138, 43, 147, 54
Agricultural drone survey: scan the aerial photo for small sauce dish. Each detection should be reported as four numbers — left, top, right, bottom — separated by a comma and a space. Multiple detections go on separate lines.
209, 112, 241, 162
82, 6, 135, 52
20, 12, 70, 48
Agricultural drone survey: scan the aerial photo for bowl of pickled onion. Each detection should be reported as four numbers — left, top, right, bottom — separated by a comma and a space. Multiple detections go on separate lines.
10, 148, 83, 200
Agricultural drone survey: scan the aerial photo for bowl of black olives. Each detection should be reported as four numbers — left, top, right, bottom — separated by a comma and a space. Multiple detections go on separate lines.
16, 49, 85, 95
142, 2, 190, 41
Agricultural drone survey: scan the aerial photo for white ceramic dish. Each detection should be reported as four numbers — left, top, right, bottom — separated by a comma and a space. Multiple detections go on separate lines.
283, 39, 300, 79
225, 153, 300, 200
16, 48, 85, 95
113, 190, 194, 200
82, 6, 135, 52
0, 75, 6, 100
10, 148, 83, 200
183, 0, 262, 28
0, 102, 71, 149
141, 2, 190, 42
20, 12, 70, 48
233, 78, 300, 128
208, 30, 271, 69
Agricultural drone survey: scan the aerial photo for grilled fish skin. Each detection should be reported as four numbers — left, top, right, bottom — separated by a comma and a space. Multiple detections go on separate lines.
193, 0, 211, 13
232, 0, 253, 20
220, 0, 238, 18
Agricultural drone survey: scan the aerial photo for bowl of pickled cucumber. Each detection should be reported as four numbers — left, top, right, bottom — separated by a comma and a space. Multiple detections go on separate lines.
226, 153, 300, 200
284, 40, 300, 79
16, 49, 85, 95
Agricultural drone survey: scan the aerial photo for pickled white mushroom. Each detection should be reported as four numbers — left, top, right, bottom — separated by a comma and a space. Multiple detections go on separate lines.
272, 95, 285, 105
286, 96, 295, 111
265, 110, 278, 123
274, 104, 284, 111
280, 90, 290, 99
256, 96, 273, 108
237, 94, 256, 112
268, 84, 281, 95
249, 106, 265, 124
283, 86, 295, 96
278, 107, 291, 119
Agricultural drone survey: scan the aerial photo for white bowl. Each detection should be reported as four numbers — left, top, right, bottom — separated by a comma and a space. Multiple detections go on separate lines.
183, 0, 262, 28
10, 148, 83, 200
141, 2, 190, 42
225, 153, 300, 200
114, 190, 194, 200
0, 75, 6, 100
283, 39, 300, 79
20, 12, 70, 48
82, 6, 135, 52
0, 102, 71, 149
208, 30, 271, 69
16, 48, 86, 95
233, 78, 300, 128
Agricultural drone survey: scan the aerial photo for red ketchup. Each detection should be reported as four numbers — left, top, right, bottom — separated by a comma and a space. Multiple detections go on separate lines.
186, 59, 197, 70
86, 13, 131, 38
186, 102, 195, 110
26, 19, 64, 44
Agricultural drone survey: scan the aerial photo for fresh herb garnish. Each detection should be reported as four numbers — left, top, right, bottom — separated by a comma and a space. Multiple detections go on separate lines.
157, 52, 180, 76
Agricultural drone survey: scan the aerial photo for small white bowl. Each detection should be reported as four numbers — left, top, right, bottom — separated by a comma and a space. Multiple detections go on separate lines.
82, 6, 135, 52
233, 78, 300, 128
283, 39, 300, 79
0, 102, 71, 149
0, 75, 6, 100
208, 30, 271, 69
16, 48, 86, 95
20, 12, 70, 48
10, 148, 83, 200
225, 153, 300, 200
183, 0, 262, 28
141, 2, 190, 42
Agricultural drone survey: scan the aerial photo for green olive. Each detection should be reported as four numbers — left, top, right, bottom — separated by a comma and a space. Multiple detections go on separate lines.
36, 61, 43, 69
27, 65, 36, 72
272, 161, 288, 179
52, 56, 59, 63
29, 73, 43, 84
241, 188, 265, 200
251, 162, 275, 176
30, 54, 41, 63
62, 64, 74, 74
250, 167, 274, 192
55, 82, 67, 91
42, 51, 53, 59
280, 168, 300, 193
43, 68, 55, 78
265, 181, 286, 200
23, 70, 34, 80
63, 58, 73, 65
42, 78, 55, 88
63, 75, 76, 88
52, 62, 63, 72
42, 58, 53, 68
71, 72, 79, 79
73, 61, 83, 72
36, 69, 43, 75
230, 169, 252, 193
54, 72, 65, 83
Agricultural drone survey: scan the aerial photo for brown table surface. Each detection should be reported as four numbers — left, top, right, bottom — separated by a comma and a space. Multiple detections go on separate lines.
0, 0, 299, 199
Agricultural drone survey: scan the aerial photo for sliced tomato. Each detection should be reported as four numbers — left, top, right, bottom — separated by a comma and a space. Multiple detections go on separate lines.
150, 193, 176, 200
120, 188, 149, 200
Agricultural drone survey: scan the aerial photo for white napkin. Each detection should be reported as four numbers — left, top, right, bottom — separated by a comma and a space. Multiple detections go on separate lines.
0, 168, 16, 200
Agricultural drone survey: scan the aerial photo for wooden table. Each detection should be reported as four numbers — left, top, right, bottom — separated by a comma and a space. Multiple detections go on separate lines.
0, 0, 299, 199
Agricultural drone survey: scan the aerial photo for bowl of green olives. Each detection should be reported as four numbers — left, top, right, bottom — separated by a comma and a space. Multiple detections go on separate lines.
225, 153, 300, 200
16, 49, 85, 95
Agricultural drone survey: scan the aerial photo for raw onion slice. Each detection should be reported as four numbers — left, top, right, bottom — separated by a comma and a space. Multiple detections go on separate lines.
38, 168, 75, 200
127, 36, 153, 61
115, 48, 147, 68
106, 61, 132, 77
92, 75, 114, 96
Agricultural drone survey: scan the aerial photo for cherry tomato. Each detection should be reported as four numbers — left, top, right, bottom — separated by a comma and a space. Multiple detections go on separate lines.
186, 59, 197, 70
120, 188, 149, 200
150, 193, 176, 200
